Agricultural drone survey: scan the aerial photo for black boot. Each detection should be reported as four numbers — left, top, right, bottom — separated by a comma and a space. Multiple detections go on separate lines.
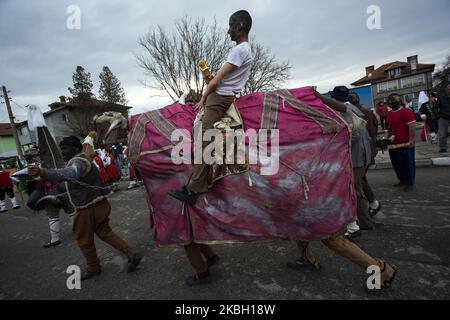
81, 269, 101, 281
43, 240, 62, 248
127, 253, 143, 273
168, 187, 198, 205
185, 271, 211, 286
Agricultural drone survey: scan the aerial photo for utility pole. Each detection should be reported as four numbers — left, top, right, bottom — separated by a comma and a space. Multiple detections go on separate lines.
2, 86, 24, 159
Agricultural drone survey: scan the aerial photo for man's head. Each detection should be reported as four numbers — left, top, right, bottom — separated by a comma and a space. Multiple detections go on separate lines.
329, 86, 350, 103
349, 92, 361, 107
25, 155, 34, 163
430, 91, 438, 102
228, 10, 252, 42
59, 136, 82, 162
387, 93, 402, 110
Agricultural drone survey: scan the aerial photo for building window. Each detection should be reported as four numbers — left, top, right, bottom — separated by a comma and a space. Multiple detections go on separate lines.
388, 68, 402, 78
378, 80, 399, 93
401, 74, 425, 88
412, 74, 425, 86
403, 93, 419, 111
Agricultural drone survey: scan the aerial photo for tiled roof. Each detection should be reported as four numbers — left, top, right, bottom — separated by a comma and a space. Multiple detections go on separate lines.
48, 98, 132, 110
0, 123, 13, 137
352, 61, 435, 86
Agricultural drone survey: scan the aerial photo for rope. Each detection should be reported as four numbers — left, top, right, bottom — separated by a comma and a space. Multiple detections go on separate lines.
41, 127, 58, 169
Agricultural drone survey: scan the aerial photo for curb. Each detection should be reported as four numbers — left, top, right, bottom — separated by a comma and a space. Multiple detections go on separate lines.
370, 157, 450, 170
431, 157, 450, 166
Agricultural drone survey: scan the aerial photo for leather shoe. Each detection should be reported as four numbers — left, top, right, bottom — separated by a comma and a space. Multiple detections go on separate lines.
81, 269, 101, 281
369, 203, 382, 218
43, 240, 61, 248
344, 229, 362, 241
185, 272, 211, 286
127, 253, 143, 273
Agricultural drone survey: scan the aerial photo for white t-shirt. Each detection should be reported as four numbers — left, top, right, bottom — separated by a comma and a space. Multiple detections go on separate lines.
216, 42, 253, 96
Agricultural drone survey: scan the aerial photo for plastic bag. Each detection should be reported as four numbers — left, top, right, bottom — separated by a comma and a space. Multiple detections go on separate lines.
27, 105, 47, 131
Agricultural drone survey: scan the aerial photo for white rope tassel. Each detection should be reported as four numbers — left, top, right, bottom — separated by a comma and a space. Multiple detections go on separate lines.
248, 172, 253, 187
302, 176, 310, 201
281, 98, 287, 110
204, 196, 209, 206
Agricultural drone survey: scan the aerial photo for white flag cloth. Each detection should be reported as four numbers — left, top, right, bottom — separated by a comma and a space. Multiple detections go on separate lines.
27, 105, 47, 131
418, 91, 429, 107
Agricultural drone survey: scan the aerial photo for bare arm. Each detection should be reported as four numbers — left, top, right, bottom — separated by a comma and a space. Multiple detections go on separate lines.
195, 63, 237, 110
314, 91, 347, 113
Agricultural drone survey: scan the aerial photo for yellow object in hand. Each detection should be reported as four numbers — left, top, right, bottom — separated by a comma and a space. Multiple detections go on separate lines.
198, 59, 211, 78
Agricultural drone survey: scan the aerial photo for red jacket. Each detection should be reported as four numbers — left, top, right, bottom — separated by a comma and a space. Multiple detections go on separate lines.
0, 171, 13, 188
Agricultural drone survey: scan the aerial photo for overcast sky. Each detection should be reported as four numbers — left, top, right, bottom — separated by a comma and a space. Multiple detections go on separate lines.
1, 0, 449, 123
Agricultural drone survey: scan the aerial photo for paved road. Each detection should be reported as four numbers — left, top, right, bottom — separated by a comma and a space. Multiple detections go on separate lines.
0, 167, 449, 300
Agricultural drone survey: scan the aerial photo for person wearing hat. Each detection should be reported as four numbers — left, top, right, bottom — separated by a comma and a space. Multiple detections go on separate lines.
314, 86, 374, 239
28, 136, 142, 280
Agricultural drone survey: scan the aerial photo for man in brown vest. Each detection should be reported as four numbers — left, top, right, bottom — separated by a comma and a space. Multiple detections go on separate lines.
29, 136, 142, 281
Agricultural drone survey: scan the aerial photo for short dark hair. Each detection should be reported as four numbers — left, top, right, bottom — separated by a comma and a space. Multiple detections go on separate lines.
231, 10, 252, 34
388, 93, 401, 100
349, 92, 360, 104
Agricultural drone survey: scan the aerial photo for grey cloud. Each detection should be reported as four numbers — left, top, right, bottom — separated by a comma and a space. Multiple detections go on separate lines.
1, 0, 449, 123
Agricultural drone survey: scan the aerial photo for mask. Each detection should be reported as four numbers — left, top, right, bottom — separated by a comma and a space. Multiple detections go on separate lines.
390, 101, 401, 109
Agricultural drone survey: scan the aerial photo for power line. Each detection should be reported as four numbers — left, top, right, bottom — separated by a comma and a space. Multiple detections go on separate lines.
11, 99, 28, 112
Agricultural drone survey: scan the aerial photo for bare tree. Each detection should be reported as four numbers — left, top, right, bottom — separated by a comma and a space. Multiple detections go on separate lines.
244, 40, 292, 95
66, 110, 113, 145
66, 110, 97, 140
433, 55, 450, 95
136, 16, 291, 102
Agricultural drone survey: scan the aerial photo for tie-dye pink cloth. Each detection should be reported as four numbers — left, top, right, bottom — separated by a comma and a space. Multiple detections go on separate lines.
129, 87, 356, 246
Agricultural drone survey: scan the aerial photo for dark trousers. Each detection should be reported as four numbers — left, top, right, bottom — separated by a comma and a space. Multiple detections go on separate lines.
74, 198, 136, 272
362, 167, 375, 204
187, 92, 235, 194
0, 187, 14, 200
389, 147, 415, 186
354, 167, 373, 229
184, 243, 217, 274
